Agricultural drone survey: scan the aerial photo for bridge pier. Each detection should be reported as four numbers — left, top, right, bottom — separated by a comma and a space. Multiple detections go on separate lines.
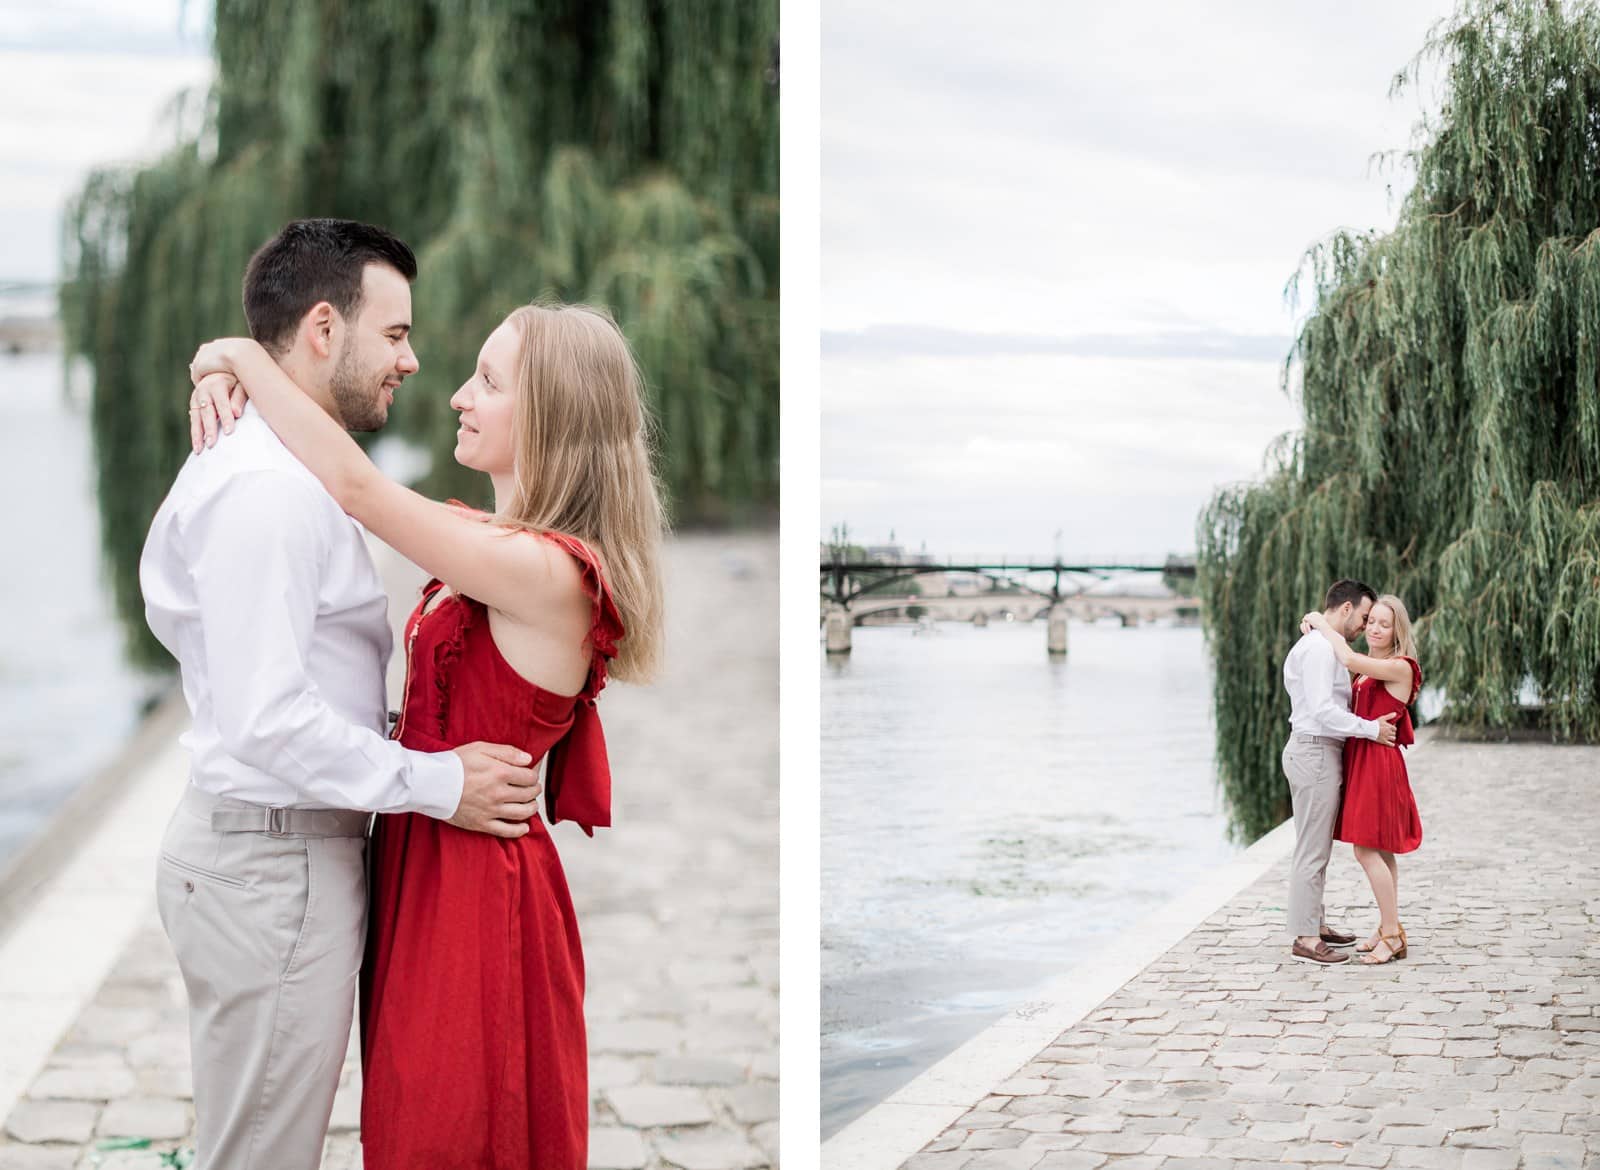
1047, 603, 1069, 657
825, 605, 852, 654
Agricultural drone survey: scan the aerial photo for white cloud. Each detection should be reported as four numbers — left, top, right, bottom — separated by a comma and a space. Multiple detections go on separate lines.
0, 3, 211, 283
823, 0, 1458, 555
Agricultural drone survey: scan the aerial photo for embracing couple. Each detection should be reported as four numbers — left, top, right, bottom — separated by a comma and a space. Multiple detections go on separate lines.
139, 218, 665, 1169
1281, 579, 1424, 968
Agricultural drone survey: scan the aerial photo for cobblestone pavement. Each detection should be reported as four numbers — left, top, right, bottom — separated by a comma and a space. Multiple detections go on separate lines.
897, 738, 1600, 1170
0, 531, 778, 1170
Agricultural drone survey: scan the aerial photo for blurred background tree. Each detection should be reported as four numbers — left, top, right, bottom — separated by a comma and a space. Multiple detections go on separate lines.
1198, 0, 1600, 841
62, 0, 778, 667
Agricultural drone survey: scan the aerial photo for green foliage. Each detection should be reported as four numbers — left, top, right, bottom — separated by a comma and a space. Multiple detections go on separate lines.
1198, 0, 1600, 842
62, 0, 778, 667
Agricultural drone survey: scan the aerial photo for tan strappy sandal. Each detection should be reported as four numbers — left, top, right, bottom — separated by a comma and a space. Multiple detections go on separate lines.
1361, 925, 1407, 965
1357, 923, 1406, 954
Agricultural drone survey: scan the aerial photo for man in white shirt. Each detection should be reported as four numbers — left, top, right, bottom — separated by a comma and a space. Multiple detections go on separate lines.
141, 219, 541, 1170
1281, 578, 1399, 966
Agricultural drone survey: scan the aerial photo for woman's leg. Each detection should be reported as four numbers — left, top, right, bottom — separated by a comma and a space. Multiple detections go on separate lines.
1354, 845, 1401, 961
1358, 849, 1401, 950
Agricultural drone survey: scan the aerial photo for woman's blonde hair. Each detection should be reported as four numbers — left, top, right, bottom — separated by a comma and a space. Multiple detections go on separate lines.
1373, 593, 1418, 664
495, 301, 666, 682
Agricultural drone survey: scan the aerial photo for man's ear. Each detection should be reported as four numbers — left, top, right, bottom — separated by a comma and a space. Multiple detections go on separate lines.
302, 301, 339, 360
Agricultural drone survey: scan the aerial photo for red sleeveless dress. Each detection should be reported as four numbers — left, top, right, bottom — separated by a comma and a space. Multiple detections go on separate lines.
359, 530, 623, 1170
1334, 656, 1423, 854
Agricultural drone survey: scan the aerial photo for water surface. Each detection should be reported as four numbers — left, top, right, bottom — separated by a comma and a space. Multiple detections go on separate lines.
822, 619, 1239, 1136
0, 351, 161, 873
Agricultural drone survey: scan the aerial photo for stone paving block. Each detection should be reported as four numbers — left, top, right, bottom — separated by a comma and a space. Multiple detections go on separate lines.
3, 1102, 98, 1145
1505, 1111, 1566, 1134
655, 1056, 744, 1087
0, 1147, 79, 1170
1030, 1154, 1105, 1170
94, 1098, 189, 1140
1389, 1148, 1466, 1169
994, 1079, 1053, 1097
122, 1035, 188, 1071
605, 1085, 714, 1129
654, 1130, 768, 1170
1345, 1146, 1395, 1168
132, 1068, 191, 1101
1459, 1152, 1518, 1170
1380, 1126, 1449, 1147
1011, 1115, 1076, 1134
722, 1082, 777, 1125
1246, 1120, 1310, 1142
903, 1152, 971, 1169
1146, 1135, 1212, 1157
26, 1068, 136, 1102
1520, 1133, 1586, 1160
1075, 1132, 1152, 1155
956, 1110, 1013, 1130
1390, 1038, 1445, 1057
1500, 1032, 1564, 1057
589, 1125, 649, 1170
960, 1151, 1046, 1169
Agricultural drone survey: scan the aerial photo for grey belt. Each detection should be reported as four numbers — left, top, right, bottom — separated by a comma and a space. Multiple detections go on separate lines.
181, 785, 372, 838
1291, 731, 1344, 747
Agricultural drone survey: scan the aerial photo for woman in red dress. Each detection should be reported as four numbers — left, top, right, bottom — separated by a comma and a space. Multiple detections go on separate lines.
187, 301, 665, 1168
1302, 594, 1422, 966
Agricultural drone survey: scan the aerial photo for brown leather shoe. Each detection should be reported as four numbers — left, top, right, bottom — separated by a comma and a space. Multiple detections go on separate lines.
1320, 926, 1357, 948
1291, 939, 1350, 964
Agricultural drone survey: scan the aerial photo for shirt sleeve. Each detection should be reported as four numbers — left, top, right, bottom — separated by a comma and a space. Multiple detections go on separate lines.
181, 471, 464, 818
1303, 638, 1381, 741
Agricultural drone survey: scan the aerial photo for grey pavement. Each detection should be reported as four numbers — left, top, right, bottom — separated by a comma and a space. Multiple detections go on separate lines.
0, 530, 778, 1170
896, 737, 1600, 1170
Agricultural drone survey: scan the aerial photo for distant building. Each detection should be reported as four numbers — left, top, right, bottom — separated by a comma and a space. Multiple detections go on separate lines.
864, 543, 905, 564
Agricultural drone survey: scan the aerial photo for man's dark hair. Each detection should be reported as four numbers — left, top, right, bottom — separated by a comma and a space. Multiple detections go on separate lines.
242, 218, 418, 355
1324, 578, 1378, 611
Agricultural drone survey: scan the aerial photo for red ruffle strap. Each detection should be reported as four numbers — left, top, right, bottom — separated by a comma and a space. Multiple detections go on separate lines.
1402, 656, 1423, 704
533, 530, 625, 836
535, 531, 626, 671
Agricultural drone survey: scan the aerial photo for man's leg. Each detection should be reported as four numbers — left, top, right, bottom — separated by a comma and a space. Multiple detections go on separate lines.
155, 794, 366, 1170
1283, 739, 1341, 941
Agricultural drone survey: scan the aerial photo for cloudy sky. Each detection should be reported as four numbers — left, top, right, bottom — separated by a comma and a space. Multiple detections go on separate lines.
0, 1, 211, 287
823, 2, 1459, 563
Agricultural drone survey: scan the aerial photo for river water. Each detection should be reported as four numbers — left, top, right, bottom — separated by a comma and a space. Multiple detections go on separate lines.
821, 618, 1241, 1137
0, 349, 163, 873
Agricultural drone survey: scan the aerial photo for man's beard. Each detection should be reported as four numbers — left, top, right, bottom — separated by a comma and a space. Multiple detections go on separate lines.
329, 340, 387, 432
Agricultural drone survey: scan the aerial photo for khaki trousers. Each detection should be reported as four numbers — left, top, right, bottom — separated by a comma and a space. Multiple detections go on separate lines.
155, 786, 368, 1170
1282, 734, 1343, 937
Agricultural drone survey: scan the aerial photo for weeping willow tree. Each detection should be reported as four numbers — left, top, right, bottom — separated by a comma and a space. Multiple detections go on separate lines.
1198, 0, 1600, 842
63, 0, 778, 667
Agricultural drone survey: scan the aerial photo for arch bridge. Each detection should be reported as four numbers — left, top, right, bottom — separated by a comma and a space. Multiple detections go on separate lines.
819, 558, 1198, 656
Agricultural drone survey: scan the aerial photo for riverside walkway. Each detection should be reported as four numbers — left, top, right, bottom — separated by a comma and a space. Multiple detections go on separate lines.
0, 531, 778, 1170
828, 735, 1599, 1170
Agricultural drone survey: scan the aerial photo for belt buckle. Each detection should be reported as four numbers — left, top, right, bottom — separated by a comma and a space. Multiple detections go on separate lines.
266, 807, 288, 836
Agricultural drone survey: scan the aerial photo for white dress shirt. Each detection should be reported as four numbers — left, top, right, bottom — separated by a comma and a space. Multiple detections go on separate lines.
1283, 631, 1381, 742
139, 403, 464, 817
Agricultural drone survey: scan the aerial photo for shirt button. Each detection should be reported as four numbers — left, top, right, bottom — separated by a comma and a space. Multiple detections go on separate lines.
184, 880, 195, 893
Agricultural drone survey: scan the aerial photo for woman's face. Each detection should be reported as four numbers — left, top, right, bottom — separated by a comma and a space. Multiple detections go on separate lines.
450, 320, 520, 476
1365, 602, 1395, 652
